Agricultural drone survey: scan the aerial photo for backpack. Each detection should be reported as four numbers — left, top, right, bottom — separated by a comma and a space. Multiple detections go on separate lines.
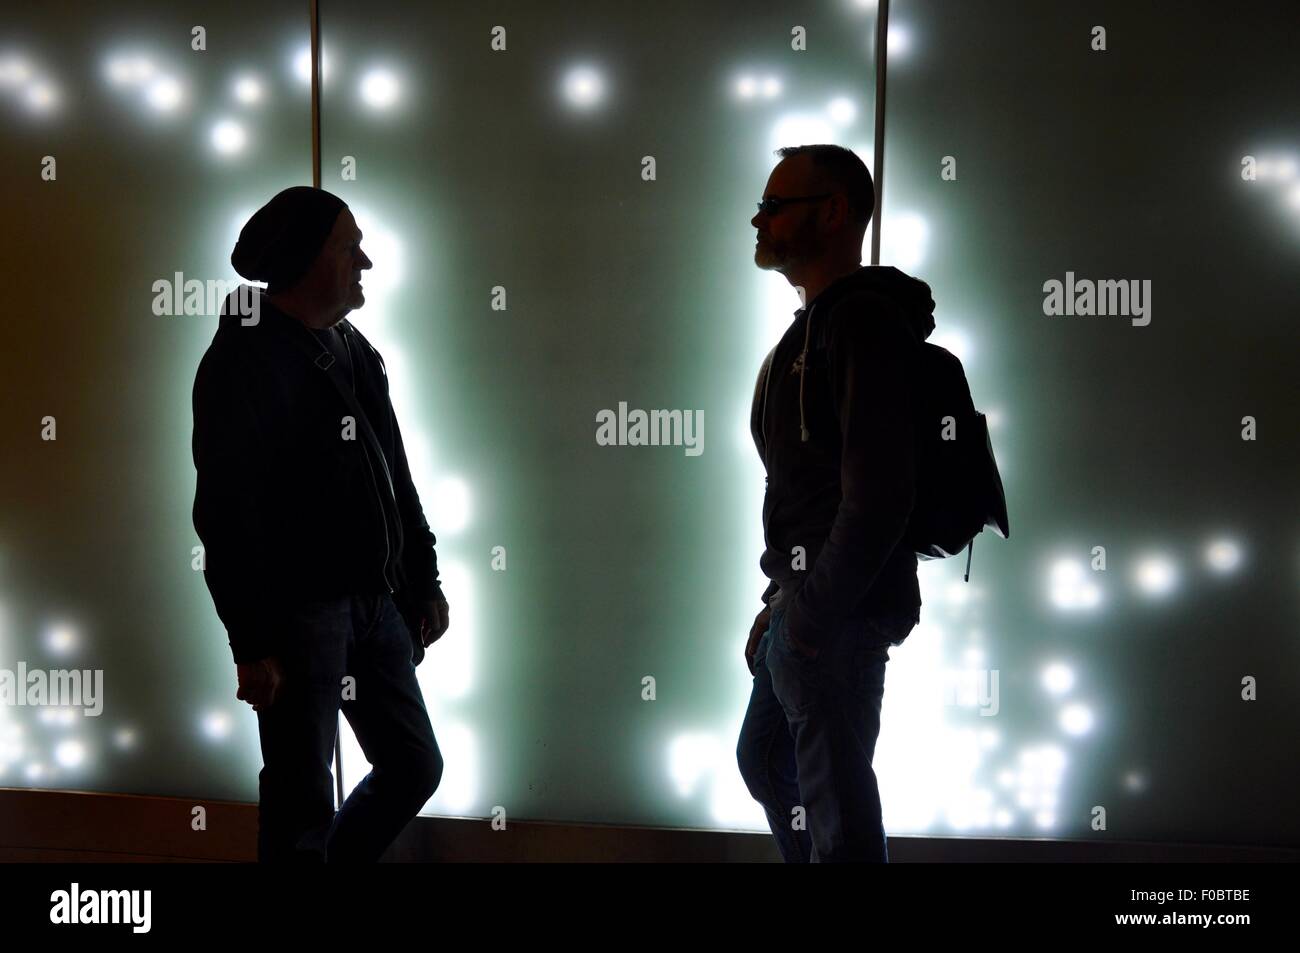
754, 320, 1010, 583
904, 341, 1010, 580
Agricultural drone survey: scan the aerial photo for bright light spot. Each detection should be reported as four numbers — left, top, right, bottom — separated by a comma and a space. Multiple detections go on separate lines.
1049, 558, 1102, 611
978, 728, 999, 750
146, 76, 183, 112
1124, 771, 1146, 792
1275, 157, 1296, 180
25, 82, 57, 113
1042, 662, 1074, 695
1134, 554, 1178, 597
881, 211, 929, 270
201, 712, 230, 740
994, 809, 1013, 827
233, 75, 262, 104
562, 66, 604, 109
294, 47, 312, 83
1204, 538, 1242, 573
735, 75, 756, 99
430, 476, 471, 535
887, 25, 913, 57
45, 624, 78, 655
931, 327, 973, 363
360, 69, 400, 109
55, 740, 84, 768
211, 119, 247, 155
0, 56, 31, 86
769, 114, 835, 155
26, 763, 44, 780
828, 96, 857, 125
114, 728, 136, 750
668, 733, 724, 797
292, 46, 330, 85
1034, 811, 1056, 829
105, 54, 154, 86
1288, 185, 1300, 209
1060, 703, 1093, 736
761, 76, 781, 99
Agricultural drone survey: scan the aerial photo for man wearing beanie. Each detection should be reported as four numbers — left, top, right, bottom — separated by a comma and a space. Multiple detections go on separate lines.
192, 186, 448, 862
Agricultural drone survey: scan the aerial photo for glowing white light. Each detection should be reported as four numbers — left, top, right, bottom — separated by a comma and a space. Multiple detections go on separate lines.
1204, 538, 1242, 573
828, 96, 857, 125
669, 733, 724, 797
563, 66, 604, 108
106, 55, 154, 86
1060, 703, 1093, 736
430, 476, 471, 535
25, 82, 56, 113
211, 119, 247, 155
360, 69, 400, 109
978, 729, 999, 749
201, 712, 230, 740
1288, 185, 1300, 209
294, 47, 312, 83
233, 75, 262, 104
292, 46, 330, 85
45, 624, 78, 655
0, 57, 31, 86
25, 763, 44, 780
1124, 771, 1146, 792
55, 740, 84, 768
146, 76, 182, 112
1042, 662, 1074, 695
931, 328, 973, 363
114, 728, 136, 750
769, 114, 835, 155
880, 211, 929, 270
735, 75, 757, 99
761, 76, 781, 99
994, 809, 1013, 827
1275, 157, 1296, 180
887, 25, 913, 57
1134, 554, 1178, 597
1049, 557, 1102, 611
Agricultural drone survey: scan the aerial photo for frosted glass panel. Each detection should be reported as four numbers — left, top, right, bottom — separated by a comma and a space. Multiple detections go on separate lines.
877, 0, 1299, 842
318, 0, 884, 827
0, 0, 310, 799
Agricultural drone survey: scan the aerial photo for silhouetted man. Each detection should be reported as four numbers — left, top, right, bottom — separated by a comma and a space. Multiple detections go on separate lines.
192, 186, 448, 862
737, 145, 935, 862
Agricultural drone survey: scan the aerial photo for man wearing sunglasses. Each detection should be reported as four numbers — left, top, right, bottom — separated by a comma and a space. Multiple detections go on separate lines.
737, 144, 936, 862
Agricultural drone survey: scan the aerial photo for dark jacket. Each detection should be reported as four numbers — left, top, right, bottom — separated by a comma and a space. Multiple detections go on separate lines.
751, 265, 935, 646
192, 288, 442, 665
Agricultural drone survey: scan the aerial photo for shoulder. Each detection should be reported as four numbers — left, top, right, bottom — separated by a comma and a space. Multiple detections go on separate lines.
823, 293, 914, 353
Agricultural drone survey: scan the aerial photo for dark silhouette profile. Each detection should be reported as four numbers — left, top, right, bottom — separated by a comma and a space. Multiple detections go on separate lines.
737, 144, 933, 862
192, 186, 448, 862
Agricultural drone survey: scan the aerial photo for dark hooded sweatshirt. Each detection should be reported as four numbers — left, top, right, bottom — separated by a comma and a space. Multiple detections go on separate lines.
192, 288, 442, 665
751, 265, 935, 647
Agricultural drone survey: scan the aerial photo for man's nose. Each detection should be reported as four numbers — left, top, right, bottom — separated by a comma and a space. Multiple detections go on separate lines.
358, 252, 373, 270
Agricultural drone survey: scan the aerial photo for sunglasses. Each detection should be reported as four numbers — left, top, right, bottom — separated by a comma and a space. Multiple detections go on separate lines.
755, 193, 833, 215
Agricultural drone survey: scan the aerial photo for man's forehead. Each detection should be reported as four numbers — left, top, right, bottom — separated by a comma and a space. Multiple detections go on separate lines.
764, 155, 816, 195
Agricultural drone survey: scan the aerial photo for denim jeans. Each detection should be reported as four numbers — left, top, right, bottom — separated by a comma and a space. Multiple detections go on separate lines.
255, 591, 443, 862
737, 603, 916, 862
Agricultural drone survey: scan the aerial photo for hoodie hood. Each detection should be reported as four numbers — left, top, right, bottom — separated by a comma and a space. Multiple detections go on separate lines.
218, 284, 276, 332
807, 264, 936, 343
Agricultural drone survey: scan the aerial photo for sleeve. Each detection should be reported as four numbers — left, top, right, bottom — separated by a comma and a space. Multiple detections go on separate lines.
387, 393, 444, 606
192, 353, 289, 665
783, 296, 917, 646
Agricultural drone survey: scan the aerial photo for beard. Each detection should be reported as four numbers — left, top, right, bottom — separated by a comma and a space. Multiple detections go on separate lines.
754, 220, 824, 272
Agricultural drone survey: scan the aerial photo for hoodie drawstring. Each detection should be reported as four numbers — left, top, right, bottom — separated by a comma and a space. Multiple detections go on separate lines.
798, 305, 813, 442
